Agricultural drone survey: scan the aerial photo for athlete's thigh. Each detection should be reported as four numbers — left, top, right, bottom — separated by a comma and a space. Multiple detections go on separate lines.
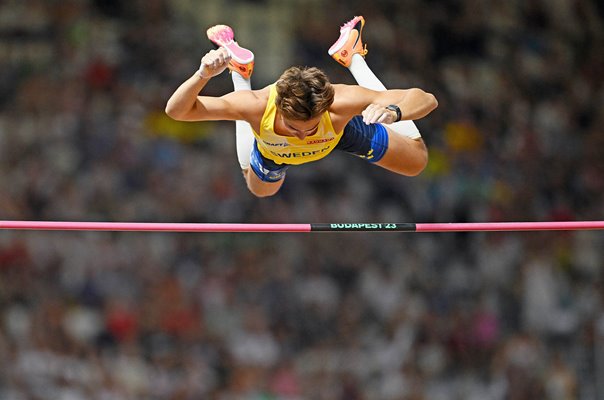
374, 127, 428, 176
337, 118, 428, 176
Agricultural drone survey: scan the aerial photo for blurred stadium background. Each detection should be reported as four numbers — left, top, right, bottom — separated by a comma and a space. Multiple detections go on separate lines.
0, 0, 603, 399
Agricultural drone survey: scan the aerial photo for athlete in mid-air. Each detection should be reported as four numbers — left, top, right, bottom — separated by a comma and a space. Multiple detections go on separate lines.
166, 16, 438, 197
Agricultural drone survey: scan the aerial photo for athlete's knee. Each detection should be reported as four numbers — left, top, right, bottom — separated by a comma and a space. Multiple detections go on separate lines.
405, 139, 429, 176
406, 160, 427, 176
378, 138, 429, 177
246, 184, 280, 198
244, 169, 283, 197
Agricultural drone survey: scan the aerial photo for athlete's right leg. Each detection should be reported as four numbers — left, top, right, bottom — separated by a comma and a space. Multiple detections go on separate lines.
245, 141, 288, 197
207, 25, 255, 171
207, 25, 287, 197
329, 16, 422, 140
245, 169, 284, 197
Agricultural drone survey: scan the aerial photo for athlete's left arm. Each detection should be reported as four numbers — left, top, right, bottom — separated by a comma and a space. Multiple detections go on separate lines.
332, 85, 438, 125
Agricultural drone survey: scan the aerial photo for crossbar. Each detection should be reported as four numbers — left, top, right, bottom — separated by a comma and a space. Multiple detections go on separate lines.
1, 220, 604, 232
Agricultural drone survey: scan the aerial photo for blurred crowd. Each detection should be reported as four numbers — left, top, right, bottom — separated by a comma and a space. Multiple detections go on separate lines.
1, 0, 603, 399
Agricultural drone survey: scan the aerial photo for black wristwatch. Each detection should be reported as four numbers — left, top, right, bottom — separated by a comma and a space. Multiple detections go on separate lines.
386, 104, 402, 122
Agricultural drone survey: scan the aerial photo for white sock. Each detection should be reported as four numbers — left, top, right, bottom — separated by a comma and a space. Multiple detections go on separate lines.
349, 54, 421, 139
231, 72, 255, 169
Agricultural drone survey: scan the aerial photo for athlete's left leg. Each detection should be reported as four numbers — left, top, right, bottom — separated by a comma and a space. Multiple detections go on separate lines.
330, 16, 428, 176
336, 117, 427, 176
329, 16, 423, 141
373, 127, 428, 176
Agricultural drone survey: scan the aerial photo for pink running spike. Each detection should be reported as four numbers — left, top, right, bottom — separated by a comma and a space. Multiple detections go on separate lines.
207, 24, 254, 64
328, 15, 365, 55
328, 16, 367, 67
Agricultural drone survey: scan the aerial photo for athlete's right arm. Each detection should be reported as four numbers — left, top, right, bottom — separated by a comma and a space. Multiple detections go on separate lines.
165, 48, 258, 122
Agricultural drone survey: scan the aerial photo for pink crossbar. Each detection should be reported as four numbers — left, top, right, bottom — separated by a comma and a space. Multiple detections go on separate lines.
1, 220, 604, 232
415, 221, 604, 232
0, 221, 311, 232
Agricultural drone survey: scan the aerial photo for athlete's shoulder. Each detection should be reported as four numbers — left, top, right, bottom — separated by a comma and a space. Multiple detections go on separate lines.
225, 85, 269, 109
251, 85, 272, 102
333, 83, 373, 97
331, 84, 374, 111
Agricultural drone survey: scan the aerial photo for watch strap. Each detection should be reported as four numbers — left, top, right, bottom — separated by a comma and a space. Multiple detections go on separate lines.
386, 104, 402, 122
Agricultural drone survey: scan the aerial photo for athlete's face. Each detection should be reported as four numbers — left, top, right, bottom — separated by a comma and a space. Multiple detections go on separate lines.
280, 114, 321, 139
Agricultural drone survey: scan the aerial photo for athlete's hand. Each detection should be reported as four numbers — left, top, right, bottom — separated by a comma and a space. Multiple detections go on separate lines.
198, 48, 231, 79
362, 104, 398, 125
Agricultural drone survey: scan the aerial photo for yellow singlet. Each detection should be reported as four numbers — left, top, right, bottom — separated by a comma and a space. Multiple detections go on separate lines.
252, 85, 344, 165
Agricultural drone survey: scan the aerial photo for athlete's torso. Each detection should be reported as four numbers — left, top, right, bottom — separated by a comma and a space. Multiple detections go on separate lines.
252, 85, 344, 165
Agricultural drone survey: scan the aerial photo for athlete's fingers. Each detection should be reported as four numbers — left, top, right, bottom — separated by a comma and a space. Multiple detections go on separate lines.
377, 112, 389, 123
361, 104, 376, 124
199, 48, 231, 78
362, 104, 387, 124
362, 104, 396, 124
204, 48, 230, 67
367, 105, 385, 124
214, 48, 231, 65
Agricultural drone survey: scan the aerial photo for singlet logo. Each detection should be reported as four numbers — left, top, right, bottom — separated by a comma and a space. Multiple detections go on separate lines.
306, 137, 334, 145
264, 141, 289, 147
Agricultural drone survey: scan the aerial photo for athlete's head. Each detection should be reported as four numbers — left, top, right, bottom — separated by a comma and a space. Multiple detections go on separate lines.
275, 66, 335, 121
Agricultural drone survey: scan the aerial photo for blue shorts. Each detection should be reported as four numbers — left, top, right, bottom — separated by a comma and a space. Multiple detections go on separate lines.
250, 140, 290, 182
335, 116, 389, 162
249, 116, 389, 182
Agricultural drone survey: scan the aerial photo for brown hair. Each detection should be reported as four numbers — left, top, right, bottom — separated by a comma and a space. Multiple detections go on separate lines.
274, 66, 335, 121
